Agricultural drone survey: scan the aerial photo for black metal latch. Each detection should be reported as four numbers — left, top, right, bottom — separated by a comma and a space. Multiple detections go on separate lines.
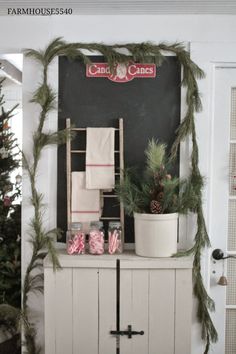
110, 325, 144, 339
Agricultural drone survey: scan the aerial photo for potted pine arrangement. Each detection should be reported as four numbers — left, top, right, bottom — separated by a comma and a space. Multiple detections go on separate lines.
116, 139, 189, 257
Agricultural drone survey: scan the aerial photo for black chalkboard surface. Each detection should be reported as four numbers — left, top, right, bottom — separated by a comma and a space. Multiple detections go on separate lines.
58, 56, 181, 242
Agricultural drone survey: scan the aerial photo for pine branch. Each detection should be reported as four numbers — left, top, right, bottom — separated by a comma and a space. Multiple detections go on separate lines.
24, 49, 45, 65
115, 170, 143, 216
28, 273, 44, 292
145, 138, 166, 173
39, 128, 74, 147
161, 178, 179, 213
23, 38, 64, 354
44, 236, 61, 271
31, 84, 56, 112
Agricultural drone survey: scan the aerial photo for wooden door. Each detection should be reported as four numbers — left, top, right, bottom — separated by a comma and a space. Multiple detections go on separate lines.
210, 67, 236, 354
119, 268, 192, 354
44, 267, 117, 354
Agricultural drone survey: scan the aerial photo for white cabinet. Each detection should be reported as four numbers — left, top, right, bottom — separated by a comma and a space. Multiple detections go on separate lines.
44, 251, 192, 354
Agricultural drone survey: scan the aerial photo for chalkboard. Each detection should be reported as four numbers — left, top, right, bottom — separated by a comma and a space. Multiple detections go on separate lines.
58, 56, 181, 242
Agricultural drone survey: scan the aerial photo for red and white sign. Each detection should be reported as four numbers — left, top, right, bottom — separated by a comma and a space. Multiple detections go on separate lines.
86, 62, 156, 83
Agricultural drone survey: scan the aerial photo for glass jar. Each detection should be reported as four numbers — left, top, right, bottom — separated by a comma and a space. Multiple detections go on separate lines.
108, 221, 123, 254
89, 221, 105, 255
67, 222, 85, 255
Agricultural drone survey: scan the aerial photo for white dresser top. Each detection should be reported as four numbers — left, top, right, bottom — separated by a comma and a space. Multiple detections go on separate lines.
44, 246, 193, 269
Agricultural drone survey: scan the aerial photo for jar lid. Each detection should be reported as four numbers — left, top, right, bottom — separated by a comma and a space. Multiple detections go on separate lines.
70, 222, 82, 230
109, 221, 121, 228
90, 220, 103, 228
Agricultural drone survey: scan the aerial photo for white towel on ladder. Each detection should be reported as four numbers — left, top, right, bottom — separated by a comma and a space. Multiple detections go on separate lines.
71, 172, 101, 227
86, 127, 115, 189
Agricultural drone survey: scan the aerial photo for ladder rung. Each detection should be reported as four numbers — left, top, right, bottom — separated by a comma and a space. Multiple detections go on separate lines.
101, 194, 117, 198
71, 128, 120, 131
100, 217, 120, 220
71, 150, 120, 153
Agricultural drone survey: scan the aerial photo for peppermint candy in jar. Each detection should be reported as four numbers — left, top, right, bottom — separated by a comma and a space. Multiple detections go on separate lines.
67, 222, 85, 255
108, 221, 122, 255
89, 221, 104, 255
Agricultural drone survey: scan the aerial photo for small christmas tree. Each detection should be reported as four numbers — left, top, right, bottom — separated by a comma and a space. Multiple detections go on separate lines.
0, 78, 21, 353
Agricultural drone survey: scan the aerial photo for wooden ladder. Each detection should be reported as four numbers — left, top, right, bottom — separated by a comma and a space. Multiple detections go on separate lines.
66, 118, 125, 246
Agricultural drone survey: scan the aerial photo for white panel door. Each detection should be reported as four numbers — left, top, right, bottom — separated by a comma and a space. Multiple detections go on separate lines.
119, 269, 149, 354
210, 67, 236, 354
120, 269, 175, 354
73, 268, 99, 354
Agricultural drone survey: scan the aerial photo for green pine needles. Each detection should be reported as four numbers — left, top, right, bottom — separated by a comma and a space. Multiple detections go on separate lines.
146, 139, 167, 173
23, 37, 217, 354
116, 140, 182, 215
0, 79, 21, 352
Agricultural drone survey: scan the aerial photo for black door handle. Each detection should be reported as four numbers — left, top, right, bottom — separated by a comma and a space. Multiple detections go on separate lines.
212, 249, 236, 260
110, 325, 144, 339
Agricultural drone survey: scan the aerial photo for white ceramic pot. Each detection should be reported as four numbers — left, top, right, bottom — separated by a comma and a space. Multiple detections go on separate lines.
134, 212, 178, 257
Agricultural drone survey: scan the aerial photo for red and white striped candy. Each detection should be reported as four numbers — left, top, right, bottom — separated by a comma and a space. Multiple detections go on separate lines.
108, 230, 121, 255
67, 232, 85, 255
89, 230, 104, 255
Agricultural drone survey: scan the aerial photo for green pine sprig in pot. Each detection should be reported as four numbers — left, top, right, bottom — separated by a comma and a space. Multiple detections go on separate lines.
116, 139, 194, 216
115, 138, 201, 258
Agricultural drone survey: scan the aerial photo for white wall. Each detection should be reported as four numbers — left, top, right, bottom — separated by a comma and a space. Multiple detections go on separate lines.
0, 14, 236, 354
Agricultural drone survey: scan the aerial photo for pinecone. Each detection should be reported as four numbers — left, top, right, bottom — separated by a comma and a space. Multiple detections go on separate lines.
150, 200, 162, 214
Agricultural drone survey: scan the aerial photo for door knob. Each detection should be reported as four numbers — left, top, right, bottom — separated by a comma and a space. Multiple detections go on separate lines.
211, 249, 236, 287
212, 249, 236, 260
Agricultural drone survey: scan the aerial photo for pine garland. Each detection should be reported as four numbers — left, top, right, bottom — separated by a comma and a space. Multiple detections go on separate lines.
23, 37, 217, 353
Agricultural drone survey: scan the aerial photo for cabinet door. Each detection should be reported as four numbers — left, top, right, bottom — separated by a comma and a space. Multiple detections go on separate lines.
73, 268, 117, 354
45, 267, 117, 354
120, 269, 175, 354
45, 268, 100, 354
119, 268, 192, 354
